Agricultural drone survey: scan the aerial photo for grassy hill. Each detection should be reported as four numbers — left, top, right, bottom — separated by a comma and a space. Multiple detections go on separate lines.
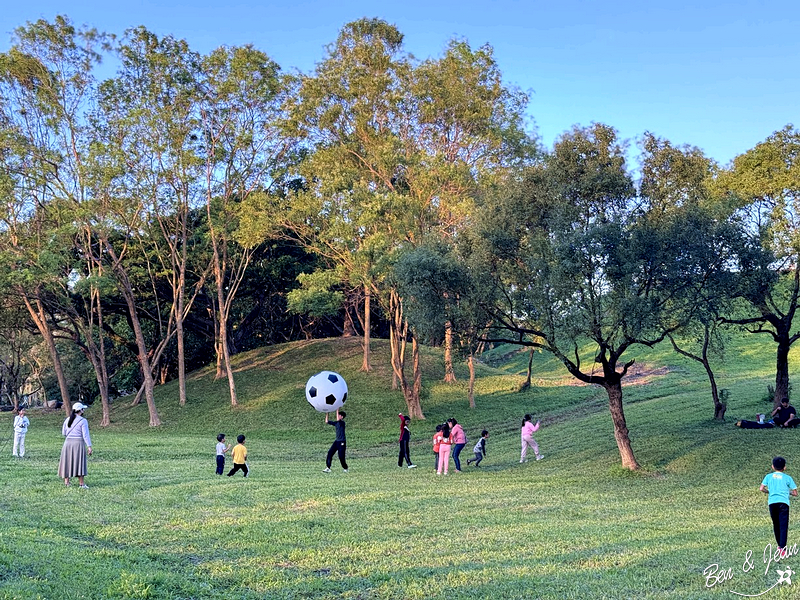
3, 333, 800, 599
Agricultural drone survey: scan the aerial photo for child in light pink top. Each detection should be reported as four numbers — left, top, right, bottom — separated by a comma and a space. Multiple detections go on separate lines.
520, 414, 543, 462
437, 424, 452, 475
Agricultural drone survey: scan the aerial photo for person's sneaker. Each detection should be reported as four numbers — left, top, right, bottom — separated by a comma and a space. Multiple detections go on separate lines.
408, 464, 417, 469
322, 467, 331, 473
780, 547, 788, 558
536, 454, 544, 461
342, 469, 348, 473
79, 484, 89, 489
520, 459, 527, 463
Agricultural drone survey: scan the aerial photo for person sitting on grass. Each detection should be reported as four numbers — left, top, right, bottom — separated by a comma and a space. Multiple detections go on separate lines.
226, 435, 248, 477
771, 398, 800, 428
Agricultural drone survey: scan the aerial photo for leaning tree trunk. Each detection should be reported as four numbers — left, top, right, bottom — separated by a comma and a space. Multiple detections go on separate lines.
604, 379, 640, 470
775, 335, 791, 407
703, 359, 726, 420
218, 313, 238, 407
112, 266, 162, 427
443, 321, 457, 383
22, 294, 71, 416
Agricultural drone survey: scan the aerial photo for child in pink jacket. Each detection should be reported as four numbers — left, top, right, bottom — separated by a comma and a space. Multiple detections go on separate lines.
520, 414, 543, 463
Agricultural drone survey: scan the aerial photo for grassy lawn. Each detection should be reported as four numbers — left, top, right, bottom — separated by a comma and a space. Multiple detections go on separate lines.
3, 335, 800, 599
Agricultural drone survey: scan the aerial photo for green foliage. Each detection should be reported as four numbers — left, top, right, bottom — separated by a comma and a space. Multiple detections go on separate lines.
286, 271, 345, 317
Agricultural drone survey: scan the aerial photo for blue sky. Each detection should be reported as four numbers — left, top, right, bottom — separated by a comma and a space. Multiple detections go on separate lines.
2, 0, 798, 166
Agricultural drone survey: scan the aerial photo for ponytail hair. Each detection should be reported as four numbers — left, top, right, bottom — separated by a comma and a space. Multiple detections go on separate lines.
67, 409, 79, 428
521, 414, 532, 428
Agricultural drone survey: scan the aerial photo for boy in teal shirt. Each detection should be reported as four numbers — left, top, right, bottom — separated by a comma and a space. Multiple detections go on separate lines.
760, 456, 799, 557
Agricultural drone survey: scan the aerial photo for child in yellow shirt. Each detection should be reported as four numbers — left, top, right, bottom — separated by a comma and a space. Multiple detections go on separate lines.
226, 434, 248, 477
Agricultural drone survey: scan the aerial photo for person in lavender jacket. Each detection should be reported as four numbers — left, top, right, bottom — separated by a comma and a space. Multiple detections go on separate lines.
58, 402, 93, 488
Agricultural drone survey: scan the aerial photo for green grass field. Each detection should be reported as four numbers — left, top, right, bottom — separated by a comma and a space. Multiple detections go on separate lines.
3, 334, 800, 599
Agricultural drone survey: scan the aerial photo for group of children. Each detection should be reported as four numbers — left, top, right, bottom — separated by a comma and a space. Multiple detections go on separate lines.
430, 418, 489, 475
213, 420, 800, 562
215, 410, 543, 478
215, 433, 249, 477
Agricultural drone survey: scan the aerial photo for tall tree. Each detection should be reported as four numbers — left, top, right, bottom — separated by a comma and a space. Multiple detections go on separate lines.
405, 40, 534, 384
716, 125, 800, 406
0, 16, 109, 415
99, 27, 206, 407
199, 44, 290, 406
464, 124, 729, 469
285, 18, 410, 376
638, 133, 738, 420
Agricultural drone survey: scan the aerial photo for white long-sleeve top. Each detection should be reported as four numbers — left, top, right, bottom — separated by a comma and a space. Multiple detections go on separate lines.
13, 415, 29, 433
62, 415, 92, 447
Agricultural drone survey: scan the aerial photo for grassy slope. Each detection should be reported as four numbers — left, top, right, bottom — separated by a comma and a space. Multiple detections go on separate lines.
2, 333, 800, 599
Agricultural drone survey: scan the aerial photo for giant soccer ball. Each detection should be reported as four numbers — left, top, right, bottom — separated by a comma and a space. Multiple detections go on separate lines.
305, 371, 348, 413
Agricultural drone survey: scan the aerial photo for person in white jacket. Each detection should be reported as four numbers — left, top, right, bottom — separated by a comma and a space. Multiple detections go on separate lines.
12, 408, 30, 457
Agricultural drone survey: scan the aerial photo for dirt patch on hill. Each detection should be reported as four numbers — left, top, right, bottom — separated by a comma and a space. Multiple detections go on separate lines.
563, 362, 675, 386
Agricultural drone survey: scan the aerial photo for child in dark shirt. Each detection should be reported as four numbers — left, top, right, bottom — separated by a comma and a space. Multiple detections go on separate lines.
467, 430, 489, 467
323, 410, 348, 473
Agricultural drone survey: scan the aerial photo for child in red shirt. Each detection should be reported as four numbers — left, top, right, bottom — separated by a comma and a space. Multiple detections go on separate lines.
432, 424, 443, 472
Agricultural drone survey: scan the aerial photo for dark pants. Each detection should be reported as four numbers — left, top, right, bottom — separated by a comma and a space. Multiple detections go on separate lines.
398, 439, 412, 466
327, 441, 348, 469
779, 418, 800, 428
434, 451, 439, 470
216, 454, 225, 475
467, 451, 483, 466
770, 502, 790, 548
227, 463, 248, 477
452, 443, 466, 471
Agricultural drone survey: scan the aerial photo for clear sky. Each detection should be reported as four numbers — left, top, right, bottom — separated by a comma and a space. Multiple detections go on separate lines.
2, 0, 798, 166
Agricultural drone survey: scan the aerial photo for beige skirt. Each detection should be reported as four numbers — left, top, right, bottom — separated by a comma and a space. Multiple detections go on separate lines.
58, 438, 87, 478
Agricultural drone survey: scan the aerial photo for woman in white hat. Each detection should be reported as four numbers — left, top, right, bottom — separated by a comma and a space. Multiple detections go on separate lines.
57, 402, 93, 488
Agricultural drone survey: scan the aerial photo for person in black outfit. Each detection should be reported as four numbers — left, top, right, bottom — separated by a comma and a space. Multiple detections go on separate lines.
397, 414, 417, 468
772, 398, 800, 428
323, 410, 348, 472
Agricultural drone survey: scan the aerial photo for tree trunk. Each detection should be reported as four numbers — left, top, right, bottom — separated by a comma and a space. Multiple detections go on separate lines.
443, 321, 457, 382
412, 334, 424, 418
467, 352, 476, 408
127, 304, 162, 426
218, 311, 238, 407
342, 307, 356, 337
703, 359, 726, 420
604, 379, 639, 470
775, 335, 791, 407
22, 293, 71, 416
361, 284, 371, 372
176, 282, 187, 407
85, 348, 111, 427
388, 293, 423, 419
519, 348, 534, 391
